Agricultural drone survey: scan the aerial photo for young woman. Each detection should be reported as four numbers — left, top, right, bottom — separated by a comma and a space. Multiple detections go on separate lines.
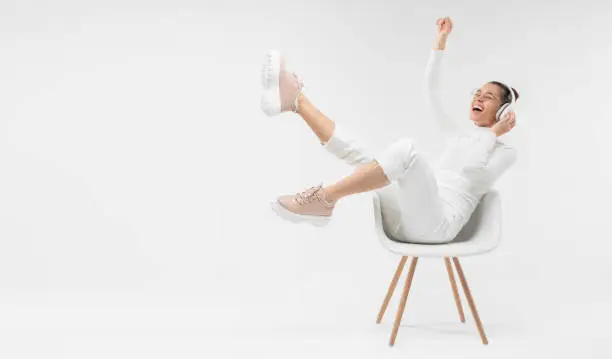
260, 17, 518, 244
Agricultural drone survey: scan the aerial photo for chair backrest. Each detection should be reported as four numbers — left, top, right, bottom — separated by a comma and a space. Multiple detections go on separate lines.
373, 188, 501, 244
453, 190, 501, 243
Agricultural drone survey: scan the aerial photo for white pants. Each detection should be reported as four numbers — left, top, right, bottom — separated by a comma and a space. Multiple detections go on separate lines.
323, 125, 459, 244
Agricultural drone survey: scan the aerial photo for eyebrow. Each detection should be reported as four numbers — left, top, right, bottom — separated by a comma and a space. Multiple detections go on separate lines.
474, 90, 500, 99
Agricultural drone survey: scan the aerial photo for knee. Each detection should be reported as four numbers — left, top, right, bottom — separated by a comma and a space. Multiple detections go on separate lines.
388, 138, 417, 165
375, 138, 419, 182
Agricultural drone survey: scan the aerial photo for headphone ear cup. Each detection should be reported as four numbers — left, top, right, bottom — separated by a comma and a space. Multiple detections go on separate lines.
496, 104, 509, 121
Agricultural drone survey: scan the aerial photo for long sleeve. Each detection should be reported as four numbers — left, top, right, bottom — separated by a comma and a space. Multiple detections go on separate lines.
321, 124, 375, 166
480, 142, 517, 186
469, 129, 501, 169
438, 127, 514, 180
424, 50, 462, 137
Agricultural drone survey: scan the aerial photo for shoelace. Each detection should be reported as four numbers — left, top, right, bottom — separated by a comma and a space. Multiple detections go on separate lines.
292, 73, 304, 113
294, 185, 322, 206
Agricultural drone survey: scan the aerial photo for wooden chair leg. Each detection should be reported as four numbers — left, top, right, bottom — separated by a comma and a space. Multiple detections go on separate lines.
376, 256, 408, 324
389, 257, 418, 347
444, 257, 466, 323
452, 257, 489, 345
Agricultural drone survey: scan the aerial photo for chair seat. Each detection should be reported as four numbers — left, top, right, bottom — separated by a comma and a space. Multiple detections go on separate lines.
372, 190, 502, 257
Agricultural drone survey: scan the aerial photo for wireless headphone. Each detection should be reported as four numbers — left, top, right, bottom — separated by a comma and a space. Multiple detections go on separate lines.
495, 82, 516, 122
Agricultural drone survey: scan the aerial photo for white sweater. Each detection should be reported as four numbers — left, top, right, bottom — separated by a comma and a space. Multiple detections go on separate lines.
425, 50, 517, 219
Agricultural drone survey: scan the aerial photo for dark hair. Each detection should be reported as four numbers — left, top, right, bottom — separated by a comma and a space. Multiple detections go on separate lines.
489, 81, 520, 104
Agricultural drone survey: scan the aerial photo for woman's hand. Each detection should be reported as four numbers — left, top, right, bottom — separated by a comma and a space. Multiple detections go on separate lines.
436, 17, 453, 37
434, 17, 453, 50
491, 112, 517, 137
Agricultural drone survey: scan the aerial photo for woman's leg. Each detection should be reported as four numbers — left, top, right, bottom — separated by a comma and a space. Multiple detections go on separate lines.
261, 50, 334, 143
296, 94, 336, 144
271, 160, 389, 226
261, 50, 374, 166
273, 138, 452, 243
262, 50, 402, 227
324, 161, 389, 202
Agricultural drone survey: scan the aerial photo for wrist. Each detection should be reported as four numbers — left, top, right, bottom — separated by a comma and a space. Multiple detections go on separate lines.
434, 34, 448, 50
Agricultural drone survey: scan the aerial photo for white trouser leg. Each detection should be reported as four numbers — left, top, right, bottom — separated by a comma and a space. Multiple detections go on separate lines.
321, 124, 376, 166
375, 139, 451, 244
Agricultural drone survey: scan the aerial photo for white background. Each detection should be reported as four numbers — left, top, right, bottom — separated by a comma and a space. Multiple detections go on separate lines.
0, 0, 610, 357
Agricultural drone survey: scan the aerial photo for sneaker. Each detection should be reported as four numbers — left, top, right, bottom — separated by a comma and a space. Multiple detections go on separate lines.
271, 184, 335, 226
261, 50, 303, 116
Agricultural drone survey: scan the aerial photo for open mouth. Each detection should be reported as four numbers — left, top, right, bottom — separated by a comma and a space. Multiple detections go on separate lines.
472, 105, 484, 112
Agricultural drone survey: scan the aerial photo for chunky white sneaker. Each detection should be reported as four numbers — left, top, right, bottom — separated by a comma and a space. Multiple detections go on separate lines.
271, 184, 335, 227
260, 50, 303, 116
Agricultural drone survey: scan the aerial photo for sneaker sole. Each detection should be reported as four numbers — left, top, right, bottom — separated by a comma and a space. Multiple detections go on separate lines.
261, 50, 281, 88
260, 50, 282, 116
270, 200, 331, 227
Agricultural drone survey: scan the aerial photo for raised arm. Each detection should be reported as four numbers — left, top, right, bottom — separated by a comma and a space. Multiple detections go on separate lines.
425, 17, 462, 136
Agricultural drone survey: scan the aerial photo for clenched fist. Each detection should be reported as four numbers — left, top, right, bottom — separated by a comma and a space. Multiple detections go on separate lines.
436, 17, 453, 37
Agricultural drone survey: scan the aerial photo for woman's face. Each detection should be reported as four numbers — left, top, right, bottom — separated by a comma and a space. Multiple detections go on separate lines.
470, 83, 504, 127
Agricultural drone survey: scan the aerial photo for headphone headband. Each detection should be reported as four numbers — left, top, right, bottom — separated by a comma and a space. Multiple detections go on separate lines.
495, 81, 516, 121
500, 82, 516, 106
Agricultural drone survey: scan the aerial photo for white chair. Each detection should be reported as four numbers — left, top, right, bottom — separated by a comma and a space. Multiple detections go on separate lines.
372, 189, 502, 346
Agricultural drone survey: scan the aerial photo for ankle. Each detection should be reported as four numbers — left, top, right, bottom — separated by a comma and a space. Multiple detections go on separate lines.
294, 92, 305, 113
322, 186, 339, 205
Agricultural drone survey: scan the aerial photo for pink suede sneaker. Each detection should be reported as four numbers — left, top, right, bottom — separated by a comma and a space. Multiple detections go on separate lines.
271, 184, 335, 226
261, 50, 303, 116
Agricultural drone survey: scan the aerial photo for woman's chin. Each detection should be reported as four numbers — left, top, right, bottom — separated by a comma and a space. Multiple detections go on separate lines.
472, 118, 492, 127
470, 115, 491, 127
